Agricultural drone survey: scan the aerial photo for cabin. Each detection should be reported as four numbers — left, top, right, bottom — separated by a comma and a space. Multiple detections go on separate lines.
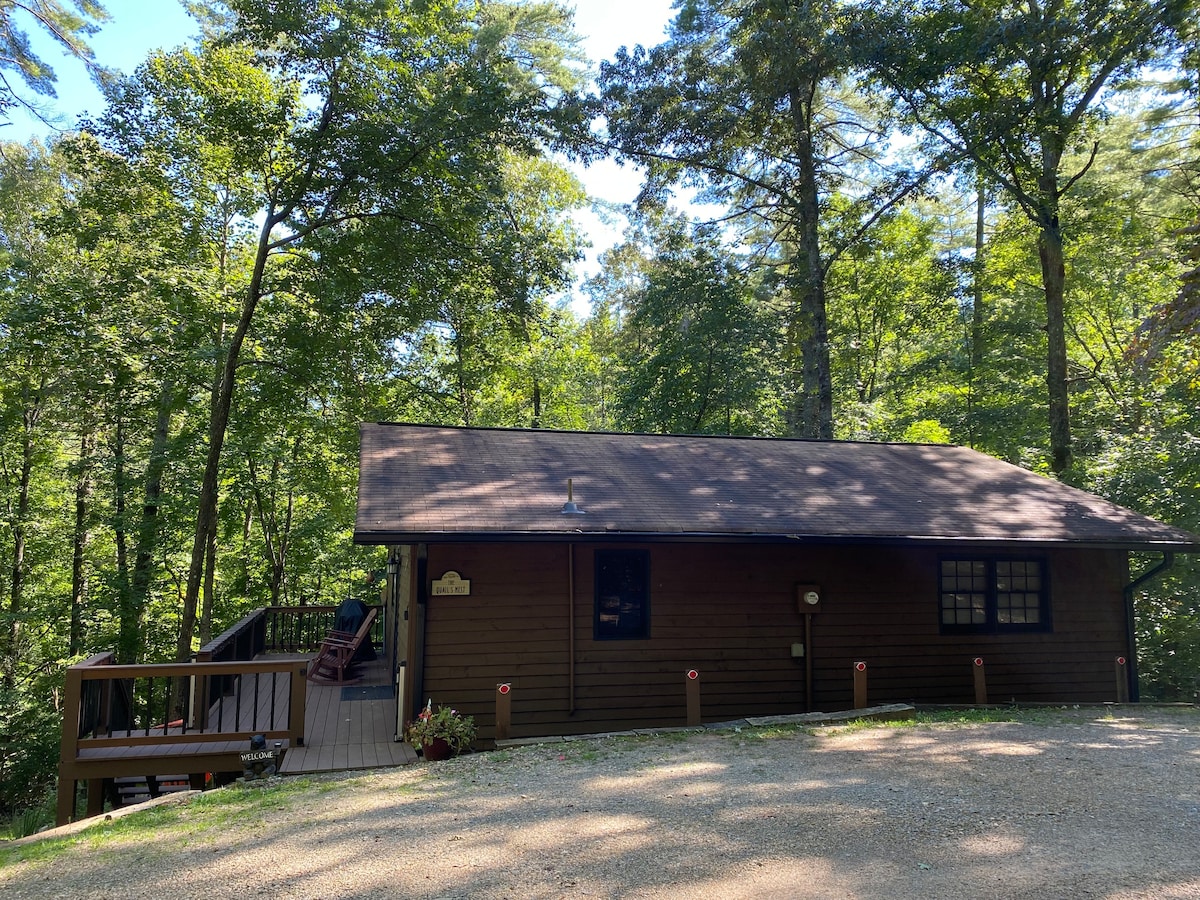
356, 423, 1200, 742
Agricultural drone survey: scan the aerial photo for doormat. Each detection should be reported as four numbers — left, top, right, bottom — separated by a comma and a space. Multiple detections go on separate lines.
341, 685, 395, 702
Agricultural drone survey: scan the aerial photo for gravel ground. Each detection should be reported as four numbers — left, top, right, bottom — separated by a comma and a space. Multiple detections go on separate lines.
4, 707, 1200, 899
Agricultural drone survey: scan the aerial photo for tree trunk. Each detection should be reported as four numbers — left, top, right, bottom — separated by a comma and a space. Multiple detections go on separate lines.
200, 524, 216, 647
123, 381, 175, 663
178, 210, 278, 663
69, 429, 95, 657
1038, 215, 1072, 475
113, 403, 133, 663
785, 79, 833, 440
5, 381, 43, 684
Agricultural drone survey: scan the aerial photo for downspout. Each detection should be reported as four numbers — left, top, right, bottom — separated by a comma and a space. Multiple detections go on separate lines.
568, 543, 576, 715
410, 543, 428, 722
1122, 551, 1175, 703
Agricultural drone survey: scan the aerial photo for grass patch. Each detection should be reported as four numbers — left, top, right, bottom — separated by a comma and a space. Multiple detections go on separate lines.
0, 776, 328, 871
5, 804, 53, 841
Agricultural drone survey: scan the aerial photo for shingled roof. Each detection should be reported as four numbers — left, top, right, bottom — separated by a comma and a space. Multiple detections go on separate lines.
354, 423, 1200, 549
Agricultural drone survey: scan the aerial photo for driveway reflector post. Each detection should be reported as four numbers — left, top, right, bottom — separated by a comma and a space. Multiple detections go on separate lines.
1115, 657, 1129, 704
685, 669, 701, 726
853, 661, 868, 709
496, 683, 512, 741
973, 657, 988, 705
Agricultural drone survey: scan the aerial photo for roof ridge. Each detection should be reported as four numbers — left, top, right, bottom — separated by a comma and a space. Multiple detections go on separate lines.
366, 420, 957, 451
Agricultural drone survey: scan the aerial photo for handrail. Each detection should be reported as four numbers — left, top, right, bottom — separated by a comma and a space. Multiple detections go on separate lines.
58, 654, 307, 827
77, 659, 304, 680
64, 657, 306, 750
263, 604, 385, 654
198, 608, 269, 662
195, 604, 386, 659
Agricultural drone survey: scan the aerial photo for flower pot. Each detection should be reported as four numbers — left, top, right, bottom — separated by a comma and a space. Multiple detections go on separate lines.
422, 738, 454, 761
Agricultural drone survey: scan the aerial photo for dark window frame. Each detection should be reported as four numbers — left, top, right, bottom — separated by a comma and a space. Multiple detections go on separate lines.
594, 549, 651, 641
938, 556, 1051, 635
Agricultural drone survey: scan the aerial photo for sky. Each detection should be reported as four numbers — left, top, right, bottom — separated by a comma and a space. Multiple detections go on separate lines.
3, 0, 680, 308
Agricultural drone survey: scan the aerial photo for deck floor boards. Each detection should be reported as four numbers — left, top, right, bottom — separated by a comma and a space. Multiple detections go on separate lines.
279, 655, 417, 774
73, 653, 416, 777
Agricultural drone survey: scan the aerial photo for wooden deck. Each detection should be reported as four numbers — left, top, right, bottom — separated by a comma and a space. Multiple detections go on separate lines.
58, 606, 411, 825
66, 656, 414, 780
279, 655, 417, 773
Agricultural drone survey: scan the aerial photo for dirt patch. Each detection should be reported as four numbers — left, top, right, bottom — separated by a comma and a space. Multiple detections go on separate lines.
4, 707, 1199, 899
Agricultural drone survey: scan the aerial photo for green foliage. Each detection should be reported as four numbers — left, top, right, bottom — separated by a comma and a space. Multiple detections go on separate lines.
0, 0, 589, 817
0, 1, 110, 123
1, 0, 1199, 829
595, 217, 784, 435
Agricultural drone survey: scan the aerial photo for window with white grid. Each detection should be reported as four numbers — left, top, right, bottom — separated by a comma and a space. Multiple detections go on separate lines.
939, 558, 1049, 633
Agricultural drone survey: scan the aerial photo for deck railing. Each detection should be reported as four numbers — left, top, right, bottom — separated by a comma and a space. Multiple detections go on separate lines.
190, 604, 382, 717
58, 601, 385, 825
58, 652, 307, 825
196, 604, 386, 660
63, 653, 306, 747
262, 604, 386, 653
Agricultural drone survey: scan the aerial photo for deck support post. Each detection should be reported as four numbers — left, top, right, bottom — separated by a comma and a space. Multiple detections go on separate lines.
853, 661, 868, 709
973, 657, 988, 705
56, 777, 77, 827
86, 779, 105, 817
56, 653, 104, 826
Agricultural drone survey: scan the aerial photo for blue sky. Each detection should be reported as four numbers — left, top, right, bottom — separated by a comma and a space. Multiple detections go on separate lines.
4, 0, 680, 305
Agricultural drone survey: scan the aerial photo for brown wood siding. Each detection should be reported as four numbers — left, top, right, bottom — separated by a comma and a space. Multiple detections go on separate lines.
421, 542, 1131, 741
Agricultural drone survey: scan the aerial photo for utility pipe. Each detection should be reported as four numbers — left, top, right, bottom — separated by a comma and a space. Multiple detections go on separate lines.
568, 543, 576, 715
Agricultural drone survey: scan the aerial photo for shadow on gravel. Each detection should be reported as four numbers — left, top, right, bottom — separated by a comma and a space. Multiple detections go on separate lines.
5, 712, 1200, 899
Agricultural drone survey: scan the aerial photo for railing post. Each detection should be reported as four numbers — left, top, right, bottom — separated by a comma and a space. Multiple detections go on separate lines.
685, 669, 701, 726
853, 661, 868, 709
495, 683, 512, 741
254, 609, 266, 656
56, 661, 85, 826
192, 650, 212, 730
86, 780, 105, 818
973, 657, 988, 705
289, 664, 307, 747
56, 652, 111, 826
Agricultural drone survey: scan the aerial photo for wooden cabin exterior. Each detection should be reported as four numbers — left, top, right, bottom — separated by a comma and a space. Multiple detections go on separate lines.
355, 424, 1200, 743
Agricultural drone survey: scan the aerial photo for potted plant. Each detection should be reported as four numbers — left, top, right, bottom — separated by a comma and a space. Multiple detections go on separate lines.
404, 700, 477, 760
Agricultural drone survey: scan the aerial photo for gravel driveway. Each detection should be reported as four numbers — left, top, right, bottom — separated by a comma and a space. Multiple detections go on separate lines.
4, 707, 1199, 899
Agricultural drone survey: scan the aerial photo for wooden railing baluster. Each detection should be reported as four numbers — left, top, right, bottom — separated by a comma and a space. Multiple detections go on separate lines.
250, 673, 260, 731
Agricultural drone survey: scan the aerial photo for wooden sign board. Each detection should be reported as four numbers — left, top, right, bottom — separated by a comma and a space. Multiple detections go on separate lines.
432, 570, 470, 596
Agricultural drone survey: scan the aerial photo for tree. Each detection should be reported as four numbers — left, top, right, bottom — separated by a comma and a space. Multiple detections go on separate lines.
593, 215, 783, 435
599, 0, 932, 438
97, 0, 586, 659
861, 0, 1192, 473
825, 202, 961, 442
0, 1, 109, 125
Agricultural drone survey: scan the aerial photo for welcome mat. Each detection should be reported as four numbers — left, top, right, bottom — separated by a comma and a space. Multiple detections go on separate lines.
340, 685, 395, 702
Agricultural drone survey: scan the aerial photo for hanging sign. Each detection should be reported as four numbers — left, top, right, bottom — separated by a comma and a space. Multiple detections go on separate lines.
432, 571, 471, 596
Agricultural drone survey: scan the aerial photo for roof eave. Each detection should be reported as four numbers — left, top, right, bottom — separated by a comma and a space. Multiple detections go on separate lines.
353, 529, 1200, 552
